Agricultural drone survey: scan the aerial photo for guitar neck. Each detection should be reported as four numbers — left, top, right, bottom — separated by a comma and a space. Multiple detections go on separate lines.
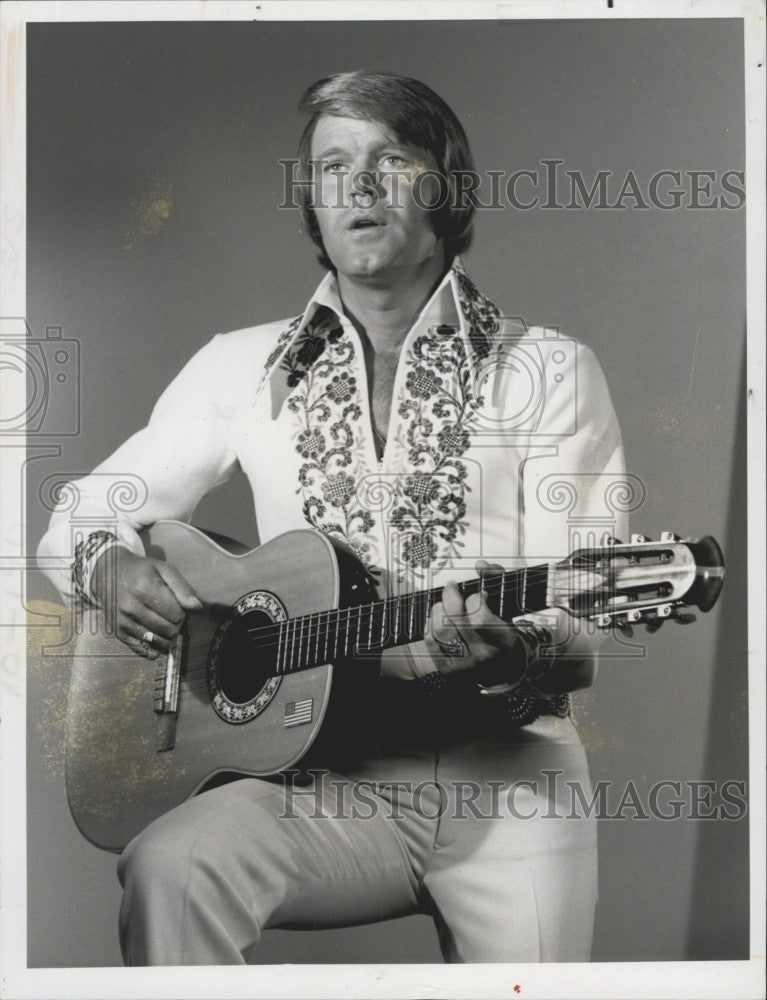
268, 563, 551, 675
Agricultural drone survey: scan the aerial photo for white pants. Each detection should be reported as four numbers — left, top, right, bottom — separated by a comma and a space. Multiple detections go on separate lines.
117, 716, 597, 964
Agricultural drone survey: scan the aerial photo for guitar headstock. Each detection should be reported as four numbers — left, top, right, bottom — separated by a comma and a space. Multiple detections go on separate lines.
550, 532, 724, 629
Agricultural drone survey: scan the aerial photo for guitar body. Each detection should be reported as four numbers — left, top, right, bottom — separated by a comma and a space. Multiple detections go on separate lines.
65, 522, 377, 852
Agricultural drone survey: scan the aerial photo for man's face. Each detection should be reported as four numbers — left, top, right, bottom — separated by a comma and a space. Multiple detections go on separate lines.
309, 115, 443, 283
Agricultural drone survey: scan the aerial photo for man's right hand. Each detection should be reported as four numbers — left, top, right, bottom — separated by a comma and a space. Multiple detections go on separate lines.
91, 547, 202, 659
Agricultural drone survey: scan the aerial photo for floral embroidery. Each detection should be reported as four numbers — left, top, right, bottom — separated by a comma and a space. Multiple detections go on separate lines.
257, 314, 303, 397
295, 333, 326, 369
295, 428, 325, 460
326, 372, 356, 404
406, 366, 444, 400
388, 267, 502, 578
401, 535, 438, 569
402, 472, 439, 505
321, 471, 358, 507
389, 330, 475, 575
257, 266, 503, 583
281, 308, 380, 573
437, 423, 470, 455
453, 258, 500, 360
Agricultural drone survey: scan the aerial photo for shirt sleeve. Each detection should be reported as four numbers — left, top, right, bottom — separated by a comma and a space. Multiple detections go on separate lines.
518, 337, 629, 673
37, 333, 242, 603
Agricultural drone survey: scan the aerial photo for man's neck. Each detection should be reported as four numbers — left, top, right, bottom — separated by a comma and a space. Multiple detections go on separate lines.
336, 254, 449, 355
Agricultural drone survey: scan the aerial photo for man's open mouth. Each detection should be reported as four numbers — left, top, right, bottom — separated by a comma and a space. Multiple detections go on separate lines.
348, 217, 383, 230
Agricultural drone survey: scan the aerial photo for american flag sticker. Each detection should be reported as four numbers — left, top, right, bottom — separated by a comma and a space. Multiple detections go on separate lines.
283, 698, 313, 728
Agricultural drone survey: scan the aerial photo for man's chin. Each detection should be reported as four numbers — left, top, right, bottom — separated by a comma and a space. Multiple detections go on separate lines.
338, 252, 392, 281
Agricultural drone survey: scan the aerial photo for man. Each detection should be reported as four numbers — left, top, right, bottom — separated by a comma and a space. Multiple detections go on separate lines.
39, 71, 627, 964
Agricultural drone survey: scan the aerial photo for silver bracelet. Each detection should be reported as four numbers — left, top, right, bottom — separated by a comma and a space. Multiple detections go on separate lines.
71, 530, 118, 607
477, 622, 554, 697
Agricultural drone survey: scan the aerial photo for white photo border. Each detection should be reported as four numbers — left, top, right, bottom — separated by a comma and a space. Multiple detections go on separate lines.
1, 2, 764, 998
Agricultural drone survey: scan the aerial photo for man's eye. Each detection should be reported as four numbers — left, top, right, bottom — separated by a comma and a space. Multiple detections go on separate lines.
323, 161, 347, 174
382, 155, 407, 168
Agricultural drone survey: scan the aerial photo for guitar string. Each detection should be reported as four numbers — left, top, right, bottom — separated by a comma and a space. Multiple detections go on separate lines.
239, 571, 549, 643
162, 559, 664, 689
232, 570, 551, 657
172, 573, 546, 634
241, 572, 549, 640
168, 570, 554, 686
166, 571, 551, 671
155, 548, 632, 676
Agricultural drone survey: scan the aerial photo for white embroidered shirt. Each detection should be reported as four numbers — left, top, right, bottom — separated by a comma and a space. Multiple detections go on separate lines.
38, 261, 628, 674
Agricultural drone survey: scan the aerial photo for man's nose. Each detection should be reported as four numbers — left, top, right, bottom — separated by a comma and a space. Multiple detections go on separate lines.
348, 162, 385, 206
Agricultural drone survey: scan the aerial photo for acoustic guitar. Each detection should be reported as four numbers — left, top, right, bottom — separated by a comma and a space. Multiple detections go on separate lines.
65, 520, 724, 851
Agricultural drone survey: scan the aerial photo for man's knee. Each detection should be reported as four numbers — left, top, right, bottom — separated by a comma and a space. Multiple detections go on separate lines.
118, 816, 197, 900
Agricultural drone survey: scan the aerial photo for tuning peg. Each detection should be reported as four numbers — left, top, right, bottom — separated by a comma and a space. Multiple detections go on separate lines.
671, 610, 697, 625
601, 534, 623, 546
660, 531, 681, 542
613, 617, 634, 637
631, 533, 650, 543
644, 616, 666, 633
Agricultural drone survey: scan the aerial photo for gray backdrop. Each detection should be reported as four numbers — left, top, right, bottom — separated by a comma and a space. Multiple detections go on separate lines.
25, 18, 748, 966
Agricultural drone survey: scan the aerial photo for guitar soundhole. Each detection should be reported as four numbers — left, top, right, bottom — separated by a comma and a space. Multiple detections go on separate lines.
215, 611, 276, 704
208, 590, 286, 725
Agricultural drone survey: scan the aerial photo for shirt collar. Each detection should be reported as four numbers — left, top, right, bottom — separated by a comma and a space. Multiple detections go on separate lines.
277, 257, 491, 365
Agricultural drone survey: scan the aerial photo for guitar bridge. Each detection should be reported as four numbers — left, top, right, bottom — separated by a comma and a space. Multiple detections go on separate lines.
153, 634, 183, 752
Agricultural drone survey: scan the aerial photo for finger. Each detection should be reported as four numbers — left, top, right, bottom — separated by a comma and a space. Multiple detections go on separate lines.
115, 615, 162, 659
121, 615, 175, 653
434, 583, 513, 663
474, 559, 505, 603
475, 559, 505, 582
430, 583, 474, 659
122, 609, 173, 653
433, 587, 478, 656
424, 603, 468, 673
155, 562, 203, 612
438, 583, 478, 643
428, 600, 462, 646
423, 630, 465, 674
422, 634, 454, 673
440, 580, 466, 620
464, 590, 496, 620
122, 584, 184, 639
456, 588, 517, 655
133, 572, 187, 628
476, 560, 503, 571
121, 591, 183, 642
444, 579, 501, 633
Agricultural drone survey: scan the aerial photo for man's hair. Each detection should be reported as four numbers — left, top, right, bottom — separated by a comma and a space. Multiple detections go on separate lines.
297, 70, 476, 270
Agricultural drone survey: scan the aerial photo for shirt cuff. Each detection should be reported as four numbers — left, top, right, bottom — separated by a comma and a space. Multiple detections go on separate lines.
72, 531, 133, 608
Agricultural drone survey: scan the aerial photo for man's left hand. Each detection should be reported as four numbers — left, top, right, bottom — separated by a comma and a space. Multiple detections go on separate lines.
424, 560, 525, 679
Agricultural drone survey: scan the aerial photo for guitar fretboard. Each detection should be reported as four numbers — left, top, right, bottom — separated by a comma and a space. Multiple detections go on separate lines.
262, 564, 550, 674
